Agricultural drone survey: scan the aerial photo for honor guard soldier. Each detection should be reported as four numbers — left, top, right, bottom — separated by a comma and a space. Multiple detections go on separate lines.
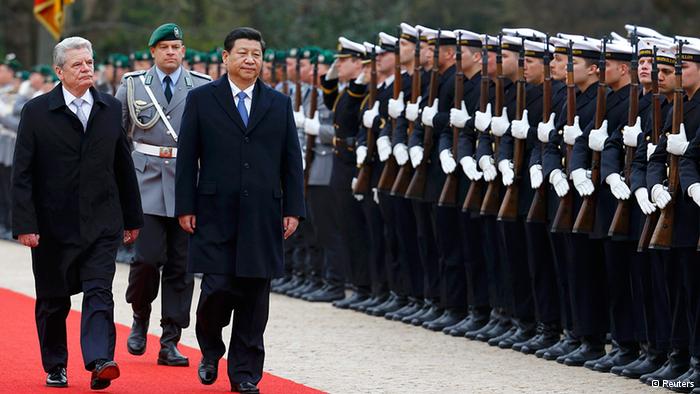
115, 23, 212, 367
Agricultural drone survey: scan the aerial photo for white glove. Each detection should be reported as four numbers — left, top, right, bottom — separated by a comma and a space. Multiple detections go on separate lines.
510, 110, 530, 140
376, 136, 391, 162
450, 101, 471, 128
588, 119, 608, 152
351, 177, 364, 201
355, 72, 367, 85
293, 110, 306, 129
689, 183, 700, 208
362, 102, 379, 129
651, 184, 671, 209
622, 116, 642, 148
409, 146, 424, 168
646, 143, 657, 162
606, 173, 631, 200
490, 108, 510, 137
634, 187, 656, 215
460, 156, 482, 181
405, 97, 421, 122
388, 91, 405, 119
479, 155, 498, 182
394, 143, 409, 165
537, 113, 556, 143
563, 115, 582, 145
304, 111, 320, 136
475, 103, 492, 132
439, 149, 456, 174
325, 60, 339, 80
549, 169, 570, 197
498, 159, 514, 186
571, 168, 595, 196
356, 145, 368, 166
530, 164, 543, 189
373, 188, 379, 204
421, 98, 439, 127
667, 123, 689, 156
302, 148, 306, 171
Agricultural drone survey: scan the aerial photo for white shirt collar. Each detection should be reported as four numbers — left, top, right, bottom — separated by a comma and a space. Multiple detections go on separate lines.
380, 74, 395, 89
62, 86, 93, 107
228, 78, 255, 100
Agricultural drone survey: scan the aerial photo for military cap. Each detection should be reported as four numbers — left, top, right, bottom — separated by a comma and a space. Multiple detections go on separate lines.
362, 42, 382, 63
114, 54, 129, 68
335, 37, 366, 58
399, 23, 419, 43
2, 53, 22, 71
264, 48, 275, 62
32, 64, 53, 76
274, 49, 287, 62
624, 24, 670, 41
603, 40, 634, 62
16, 70, 30, 80
453, 29, 482, 48
675, 36, 700, 48
651, 42, 676, 66
638, 37, 673, 59
551, 36, 600, 59
502, 28, 547, 42
148, 23, 183, 47
192, 51, 205, 64
501, 35, 524, 53
378, 32, 398, 52
415, 25, 436, 43
318, 50, 335, 65
301, 46, 320, 60
609, 32, 629, 45
482, 34, 500, 52
523, 39, 553, 58
676, 40, 700, 63
287, 48, 299, 59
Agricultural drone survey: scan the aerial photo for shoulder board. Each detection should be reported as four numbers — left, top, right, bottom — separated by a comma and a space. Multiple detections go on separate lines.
122, 70, 147, 78
189, 70, 212, 81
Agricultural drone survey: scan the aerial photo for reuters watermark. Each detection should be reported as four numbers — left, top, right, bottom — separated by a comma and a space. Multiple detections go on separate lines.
650, 379, 695, 390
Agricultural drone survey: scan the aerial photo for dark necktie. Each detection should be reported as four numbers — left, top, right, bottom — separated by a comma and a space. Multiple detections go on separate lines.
163, 75, 172, 103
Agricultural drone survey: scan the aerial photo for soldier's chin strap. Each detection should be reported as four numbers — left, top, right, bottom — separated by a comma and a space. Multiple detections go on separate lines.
126, 75, 178, 142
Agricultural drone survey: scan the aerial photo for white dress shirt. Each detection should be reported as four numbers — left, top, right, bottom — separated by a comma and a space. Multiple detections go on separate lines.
228, 78, 255, 117
62, 87, 94, 117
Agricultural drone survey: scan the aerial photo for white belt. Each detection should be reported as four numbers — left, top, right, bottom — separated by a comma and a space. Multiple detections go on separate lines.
133, 141, 177, 158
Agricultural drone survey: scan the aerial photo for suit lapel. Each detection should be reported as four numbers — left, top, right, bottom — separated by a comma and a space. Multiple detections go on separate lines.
212, 76, 246, 131
246, 79, 273, 134
165, 67, 189, 113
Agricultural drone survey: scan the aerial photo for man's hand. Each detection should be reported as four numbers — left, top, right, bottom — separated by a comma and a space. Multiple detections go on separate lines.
510, 109, 530, 140
460, 156, 482, 181
283, 216, 299, 239
588, 119, 608, 152
563, 115, 582, 145
634, 187, 656, 215
325, 60, 339, 80
123, 229, 140, 245
362, 102, 380, 129
393, 143, 409, 165
498, 159, 514, 186
474, 103, 492, 132
293, 110, 306, 129
405, 98, 421, 122
356, 145, 368, 166
606, 173, 631, 200
571, 168, 594, 196
667, 123, 689, 156
421, 98, 439, 127
622, 116, 642, 147
376, 136, 392, 162
388, 92, 405, 119
537, 113, 556, 143
651, 184, 672, 209
549, 169, 570, 197
18, 233, 40, 248
478, 155, 497, 182
178, 215, 197, 234
409, 146, 424, 168
304, 111, 320, 136
449, 101, 471, 128
490, 108, 510, 137
439, 149, 457, 174
529, 164, 543, 189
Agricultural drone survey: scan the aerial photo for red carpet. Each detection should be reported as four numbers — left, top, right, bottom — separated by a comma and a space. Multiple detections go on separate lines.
0, 288, 324, 393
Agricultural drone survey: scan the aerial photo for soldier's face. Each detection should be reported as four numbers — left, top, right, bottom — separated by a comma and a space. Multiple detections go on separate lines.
55, 47, 94, 93
501, 50, 518, 80
336, 57, 361, 82
223, 38, 263, 85
151, 40, 184, 73
29, 72, 44, 90
681, 61, 700, 93
524, 57, 544, 84
487, 51, 497, 77
0, 65, 13, 84
262, 61, 272, 84
192, 63, 207, 73
604, 60, 629, 87
460, 46, 480, 73
420, 44, 432, 68
551, 53, 566, 81
657, 64, 674, 94
638, 57, 652, 85
286, 58, 296, 80
299, 59, 313, 83
376, 52, 395, 75
572, 57, 597, 85
399, 39, 415, 66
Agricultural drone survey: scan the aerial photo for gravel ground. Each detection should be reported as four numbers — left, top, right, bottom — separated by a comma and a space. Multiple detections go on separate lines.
0, 240, 659, 393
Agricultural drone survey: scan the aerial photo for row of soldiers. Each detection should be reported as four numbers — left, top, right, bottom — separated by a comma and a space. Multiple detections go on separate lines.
272, 23, 700, 393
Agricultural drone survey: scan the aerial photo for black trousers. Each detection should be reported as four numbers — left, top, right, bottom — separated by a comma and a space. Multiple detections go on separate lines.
412, 200, 440, 300
306, 186, 345, 286
377, 192, 408, 295
0, 165, 11, 230
196, 275, 271, 385
629, 250, 652, 344
461, 213, 489, 309
648, 250, 673, 352
126, 214, 194, 328
499, 219, 535, 322
391, 196, 423, 298
481, 215, 508, 310
525, 221, 561, 325
282, 204, 320, 277
549, 232, 574, 331
362, 196, 388, 296
678, 248, 700, 357
567, 234, 608, 338
603, 240, 637, 344
331, 187, 370, 289
435, 206, 468, 310
34, 233, 121, 372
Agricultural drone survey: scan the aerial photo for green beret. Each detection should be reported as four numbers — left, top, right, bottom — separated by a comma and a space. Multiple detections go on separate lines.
2, 53, 22, 71
287, 48, 299, 59
264, 48, 275, 62
301, 46, 321, 60
32, 64, 53, 76
148, 23, 183, 47
114, 54, 130, 68
275, 50, 287, 62
16, 70, 30, 80
320, 50, 335, 65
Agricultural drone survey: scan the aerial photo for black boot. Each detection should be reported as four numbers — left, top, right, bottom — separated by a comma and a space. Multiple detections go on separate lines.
387, 298, 422, 321
487, 326, 517, 347
294, 278, 324, 299
666, 357, 700, 393
351, 293, 388, 312
478, 313, 512, 342
410, 300, 443, 326
425, 309, 467, 331
540, 330, 580, 360
304, 283, 345, 302
127, 306, 150, 356
641, 348, 689, 385
583, 341, 619, 370
401, 300, 432, 324
520, 322, 561, 355
467, 309, 502, 340
448, 307, 489, 337
278, 274, 305, 295
562, 337, 606, 366
499, 320, 535, 350
368, 292, 408, 317
621, 346, 667, 378
332, 289, 368, 309
157, 323, 189, 366
593, 341, 639, 372
610, 342, 645, 376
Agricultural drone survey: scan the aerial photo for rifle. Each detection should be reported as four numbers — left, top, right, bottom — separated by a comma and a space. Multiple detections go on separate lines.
438, 33, 464, 207
650, 41, 684, 250
638, 46, 662, 251
405, 30, 441, 200
551, 40, 577, 233
391, 30, 422, 196
480, 35, 505, 215
609, 29, 639, 237
271, 53, 278, 86
573, 39, 607, 234
378, 28, 402, 192
462, 36, 489, 213
282, 51, 290, 96
294, 51, 302, 112
353, 46, 378, 194
303, 54, 320, 192
527, 36, 551, 223
497, 37, 527, 221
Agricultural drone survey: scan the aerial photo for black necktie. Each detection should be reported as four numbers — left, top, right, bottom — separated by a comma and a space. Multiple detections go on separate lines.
163, 75, 172, 103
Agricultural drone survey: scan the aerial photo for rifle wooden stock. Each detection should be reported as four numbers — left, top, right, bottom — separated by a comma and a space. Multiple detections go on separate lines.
303, 62, 319, 192
353, 52, 378, 195
650, 48, 684, 250
378, 39, 403, 193
438, 39, 464, 207
527, 45, 552, 223
480, 61, 505, 216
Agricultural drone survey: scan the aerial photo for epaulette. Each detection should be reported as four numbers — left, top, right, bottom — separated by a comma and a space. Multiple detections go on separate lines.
122, 70, 146, 79
189, 70, 212, 81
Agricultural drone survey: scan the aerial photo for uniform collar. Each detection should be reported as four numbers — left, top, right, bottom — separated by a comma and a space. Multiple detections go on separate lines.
155, 65, 182, 85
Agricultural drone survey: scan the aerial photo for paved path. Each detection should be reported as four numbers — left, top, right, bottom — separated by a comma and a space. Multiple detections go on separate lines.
0, 240, 656, 393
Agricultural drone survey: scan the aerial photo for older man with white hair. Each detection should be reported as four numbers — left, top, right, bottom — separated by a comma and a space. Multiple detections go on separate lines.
12, 36, 143, 390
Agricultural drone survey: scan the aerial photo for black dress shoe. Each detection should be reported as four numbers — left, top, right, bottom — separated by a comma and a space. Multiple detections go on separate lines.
46, 366, 67, 387
284, 278, 311, 297
411, 304, 443, 326
90, 360, 120, 390
368, 293, 408, 317
232, 381, 260, 393
332, 291, 368, 309
444, 315, 472, 335
198, 358, 218, 385
563, 340, 606, 367
158, 345, 189, 366
293, 280, 324, 299
276, 275, 303, 294
466, 312, 500, 340
621, 348, 666, 378
387, 299, 422, 321
127, 317, 149, 355
401, 302, 431, 324
478, 318, 512, 343
641, 348, 689, 385
502, 320, 535, 350
304, 285, 345, 302
593, 342, 639, 373
425, 309, 467, 331
350, 294, 387, 312
666, 357, 700, 393
452, 308, 489, 337
520, 322, 561, 355
488, 326, 517, 347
